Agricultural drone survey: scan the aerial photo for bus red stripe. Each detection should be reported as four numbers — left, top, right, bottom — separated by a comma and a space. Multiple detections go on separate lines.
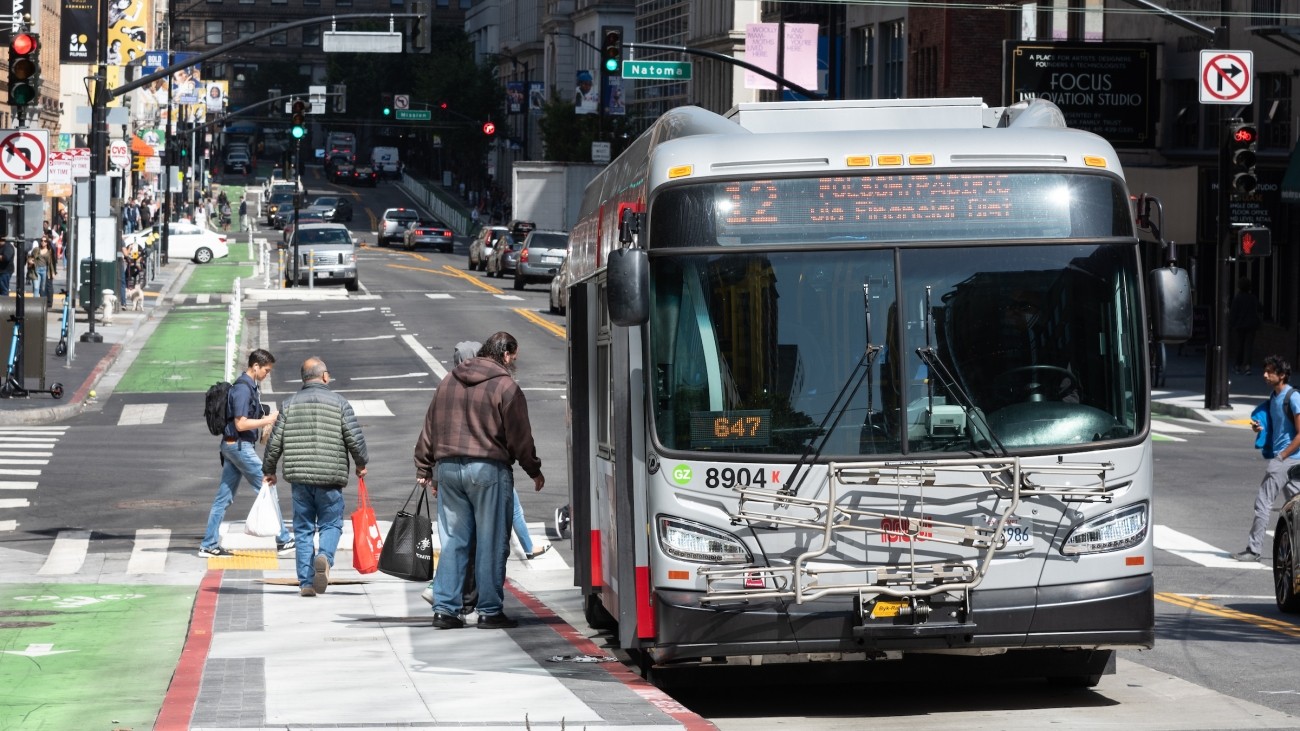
590, 528, 604, 587
635, 564, 656, 638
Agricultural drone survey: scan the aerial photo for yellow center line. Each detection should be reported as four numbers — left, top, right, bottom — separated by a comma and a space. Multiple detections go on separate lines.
440, 264, 503, 294
513, 307, 566, 339
1155, 591, 1300, 639
386, 262, 456, 277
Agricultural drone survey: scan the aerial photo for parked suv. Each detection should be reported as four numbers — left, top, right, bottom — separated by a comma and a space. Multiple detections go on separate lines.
512, 229, 568, 291
285, 223, 359, 292
468, 225, 509, 271
380, 207, 419, 244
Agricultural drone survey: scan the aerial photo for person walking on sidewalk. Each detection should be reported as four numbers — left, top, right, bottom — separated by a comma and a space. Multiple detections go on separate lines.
1237, 354, 1300, 562
414, 332, 544, 629
262, 357, 369, 597
199, 349, 294, 558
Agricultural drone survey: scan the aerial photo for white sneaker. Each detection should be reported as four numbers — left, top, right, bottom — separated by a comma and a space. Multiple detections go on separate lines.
420, 586, 434, 606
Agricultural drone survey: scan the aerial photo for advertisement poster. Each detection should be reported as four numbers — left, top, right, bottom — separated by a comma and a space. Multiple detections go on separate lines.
574, 70, 598, 115
59, 0, 96, 63
107, 0, 150, 66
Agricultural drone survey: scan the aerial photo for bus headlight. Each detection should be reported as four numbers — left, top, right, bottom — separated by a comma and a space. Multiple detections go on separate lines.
1060, 503, 1148, 556
657, 515, 752, 564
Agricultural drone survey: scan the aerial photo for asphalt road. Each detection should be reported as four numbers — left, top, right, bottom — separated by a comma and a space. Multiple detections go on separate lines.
4, 171, 1300, 729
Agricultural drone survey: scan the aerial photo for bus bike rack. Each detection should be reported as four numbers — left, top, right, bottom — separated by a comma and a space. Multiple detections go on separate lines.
698, 457, 1117, 625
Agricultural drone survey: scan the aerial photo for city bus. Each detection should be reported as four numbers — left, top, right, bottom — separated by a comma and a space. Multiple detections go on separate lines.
561, 98, 1190, 685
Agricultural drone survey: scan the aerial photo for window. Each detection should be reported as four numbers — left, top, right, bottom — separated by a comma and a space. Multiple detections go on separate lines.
1020, 3, 1037, 40
1252, 0, 1282, 25
882, 20, 904, 99
303, 26, 321, 46
205, 21, 223, 45
1167, 80, 1199, 149
270, 30, 287, 46
237, 21, 254, 40
175, 23, 191, 46
854, 26, 875, 98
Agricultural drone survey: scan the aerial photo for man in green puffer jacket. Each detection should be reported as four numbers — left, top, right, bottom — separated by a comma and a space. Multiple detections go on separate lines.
263, 357, 369, 596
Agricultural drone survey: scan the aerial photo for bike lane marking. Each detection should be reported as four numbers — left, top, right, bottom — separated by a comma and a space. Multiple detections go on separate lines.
0, 582, 197, 729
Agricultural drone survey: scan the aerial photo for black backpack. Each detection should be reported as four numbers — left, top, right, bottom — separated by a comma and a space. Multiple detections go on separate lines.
204, 381, 233, 435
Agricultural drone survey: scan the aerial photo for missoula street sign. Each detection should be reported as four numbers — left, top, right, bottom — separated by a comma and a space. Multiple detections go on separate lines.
621, 60, 692, 80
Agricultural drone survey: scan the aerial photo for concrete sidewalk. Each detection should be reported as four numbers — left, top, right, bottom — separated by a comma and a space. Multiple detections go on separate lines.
160, 545, 711, 731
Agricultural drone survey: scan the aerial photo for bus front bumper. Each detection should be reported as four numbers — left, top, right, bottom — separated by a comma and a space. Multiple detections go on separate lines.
649, 574, 1153, 665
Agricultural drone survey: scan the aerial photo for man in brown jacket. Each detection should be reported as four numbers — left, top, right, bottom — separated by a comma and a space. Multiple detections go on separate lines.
414, 331, 544, 629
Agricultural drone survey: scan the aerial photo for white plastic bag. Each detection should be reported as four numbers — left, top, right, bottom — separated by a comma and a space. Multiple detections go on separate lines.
244, 482, 281, 537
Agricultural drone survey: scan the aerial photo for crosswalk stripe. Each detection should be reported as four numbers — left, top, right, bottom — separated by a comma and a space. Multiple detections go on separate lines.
39, 530, 91, 575
127, 528, 171, 574
0, 498, 30, 508
0, 437, 61, 443
425, 293, 453, 299
0, 459, 50, 465
0, 451, 52, 457
0, 427, 68, 432
1151, 420, 1203, 434
350, 399, 395, 417
0, 481, 37, 490
0, 469, 41, 476
0, 520, 15, 531
1154, 525, 1268, 570
118, 403, 169, 426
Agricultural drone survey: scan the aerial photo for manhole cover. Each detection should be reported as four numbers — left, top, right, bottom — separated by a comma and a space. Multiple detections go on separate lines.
113, 499, 197, 509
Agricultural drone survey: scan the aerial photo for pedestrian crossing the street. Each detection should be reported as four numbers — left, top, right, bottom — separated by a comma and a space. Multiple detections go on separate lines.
0, 426, 67, 533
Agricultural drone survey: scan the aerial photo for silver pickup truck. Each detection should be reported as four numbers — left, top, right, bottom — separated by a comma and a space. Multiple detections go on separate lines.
285, 223, 359, 292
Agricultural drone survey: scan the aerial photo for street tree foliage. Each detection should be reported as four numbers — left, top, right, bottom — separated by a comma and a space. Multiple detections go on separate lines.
537, 92, 645, 162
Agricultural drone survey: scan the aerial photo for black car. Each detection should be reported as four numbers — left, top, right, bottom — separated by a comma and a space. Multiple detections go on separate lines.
306, 195, 354, 223
351, 164, 379, 187
402, 219, 455, 253
328, 157, 354, 183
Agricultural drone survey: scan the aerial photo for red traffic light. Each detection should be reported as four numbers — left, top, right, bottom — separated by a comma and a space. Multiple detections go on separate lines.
11, 33, 36, 56
1233, 126, 1257, 144
482, 121, 496, 135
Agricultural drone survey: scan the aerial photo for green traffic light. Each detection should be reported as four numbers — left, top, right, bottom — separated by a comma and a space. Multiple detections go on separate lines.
292, 125, 306, 139
383, 107, 391, 116
10, 83, 36, 105
605, 58, 619, 73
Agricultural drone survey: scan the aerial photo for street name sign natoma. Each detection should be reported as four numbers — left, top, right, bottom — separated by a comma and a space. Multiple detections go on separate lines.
622, 60, 692, 80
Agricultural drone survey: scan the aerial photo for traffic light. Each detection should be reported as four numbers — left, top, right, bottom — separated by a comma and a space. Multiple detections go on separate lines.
132, 155, 146, 173
381, 92, 392, 117
1226, 120, 1258, 199
482, 121, 495, 136
408, 2, 429, 52
291, 99, 306, 139
602, 29, 623, 74
8, 32, 40, 109
1236, 226, 1272, 258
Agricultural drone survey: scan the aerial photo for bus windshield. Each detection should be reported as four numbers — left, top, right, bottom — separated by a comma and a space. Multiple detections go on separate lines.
647, 242, 1144, 456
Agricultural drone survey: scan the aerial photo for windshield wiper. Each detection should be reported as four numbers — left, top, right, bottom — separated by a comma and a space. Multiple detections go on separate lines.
782, 283, 882, 498
914, 285, 1008, 457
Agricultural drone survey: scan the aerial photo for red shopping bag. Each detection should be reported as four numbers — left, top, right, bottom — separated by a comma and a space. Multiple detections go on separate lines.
351, 477, 383, 574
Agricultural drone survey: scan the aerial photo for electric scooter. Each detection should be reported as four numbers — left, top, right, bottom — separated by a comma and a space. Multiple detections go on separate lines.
54, 290, 70, 357
1, 312, 64, 400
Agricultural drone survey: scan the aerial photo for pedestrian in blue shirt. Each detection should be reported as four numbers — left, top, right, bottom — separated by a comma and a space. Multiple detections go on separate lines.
1238, 354, 1300, 562
199, 349, 294, 557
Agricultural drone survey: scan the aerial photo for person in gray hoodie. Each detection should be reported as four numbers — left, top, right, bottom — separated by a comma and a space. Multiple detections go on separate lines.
264, 356, 369, 596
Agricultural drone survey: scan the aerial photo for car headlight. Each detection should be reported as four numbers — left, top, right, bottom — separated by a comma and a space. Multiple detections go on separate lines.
657, 515, 752, 564
1061, 503, 1148, 556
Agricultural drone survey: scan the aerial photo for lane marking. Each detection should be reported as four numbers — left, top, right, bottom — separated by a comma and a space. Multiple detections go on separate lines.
425, 293, 453, 299
400, 334, 447, 380
1151, 420, 1203, 434
38, 529, 91, 575
118, 403, 168, 426
0, 469, 41, 476
0, 520, 15, 531
318, 306, 376, 315
0, 426, 68, 432
0, 451, 53, 457
441, 264, 503, 294
0, 458, 49, 465
349, 372, 427, 381
494, 294, 524, 301
513, 307, 566, 339
1156, 592, 1300, 639
127, 528, 171, 574
332, 334, 396, 342
350, 399, 395, 417
1154, 525, 1269, 570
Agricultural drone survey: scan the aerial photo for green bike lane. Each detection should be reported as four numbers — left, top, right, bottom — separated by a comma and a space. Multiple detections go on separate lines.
0, 238, 254, 730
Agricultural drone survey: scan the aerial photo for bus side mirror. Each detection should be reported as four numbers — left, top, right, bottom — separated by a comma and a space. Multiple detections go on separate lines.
1148, 266, 1192, 343
607, 247, 649, 326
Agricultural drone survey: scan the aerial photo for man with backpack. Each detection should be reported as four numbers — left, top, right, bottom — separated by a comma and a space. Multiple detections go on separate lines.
199, 349, 294, 557
1237, 354, 1300, 562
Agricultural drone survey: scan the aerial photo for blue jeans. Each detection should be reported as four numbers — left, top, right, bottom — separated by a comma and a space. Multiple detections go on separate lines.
292, 484, 344, 588
201, 440, 291, 549
432, 458, 512, 617
512, 490, 533, 555
33, 266, 47, 302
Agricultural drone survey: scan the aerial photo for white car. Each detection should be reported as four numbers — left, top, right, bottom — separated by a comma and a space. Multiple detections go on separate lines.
128, 222, 229, 264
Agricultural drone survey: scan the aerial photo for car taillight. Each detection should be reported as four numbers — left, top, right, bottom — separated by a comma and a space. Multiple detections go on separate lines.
520, 249, 529, 262
218, 236, 228, 244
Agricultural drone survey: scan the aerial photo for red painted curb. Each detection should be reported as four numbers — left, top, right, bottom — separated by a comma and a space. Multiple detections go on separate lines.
507, 580, 717, 731
155, 569, 223, 731
69, 342, 121, 404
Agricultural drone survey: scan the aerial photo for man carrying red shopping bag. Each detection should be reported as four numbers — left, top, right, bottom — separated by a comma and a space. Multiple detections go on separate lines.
263, 357, 369, 596
352, 478, 383, 573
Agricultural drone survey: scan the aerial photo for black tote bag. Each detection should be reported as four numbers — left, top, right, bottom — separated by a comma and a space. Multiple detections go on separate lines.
377, 483, 435, 582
